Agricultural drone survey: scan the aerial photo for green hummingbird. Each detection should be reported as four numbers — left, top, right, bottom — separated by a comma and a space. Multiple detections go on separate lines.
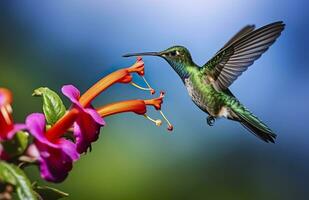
123, 21, 285, 143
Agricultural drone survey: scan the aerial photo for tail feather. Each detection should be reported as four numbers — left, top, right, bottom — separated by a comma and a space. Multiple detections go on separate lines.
231, 107, 277, 143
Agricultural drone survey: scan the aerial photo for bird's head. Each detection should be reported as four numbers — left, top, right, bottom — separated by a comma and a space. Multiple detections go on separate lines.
123, 46, 195, 73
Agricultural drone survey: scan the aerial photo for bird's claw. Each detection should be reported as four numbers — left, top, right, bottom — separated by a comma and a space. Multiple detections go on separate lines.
207, 116, 215, 126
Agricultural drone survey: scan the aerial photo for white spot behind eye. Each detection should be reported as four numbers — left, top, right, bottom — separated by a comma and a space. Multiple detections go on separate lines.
176, 50, 180, 55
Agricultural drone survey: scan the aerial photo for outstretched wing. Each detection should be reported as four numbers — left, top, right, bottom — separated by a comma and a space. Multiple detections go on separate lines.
219, 24, 255, 51
202, 21, 285, 91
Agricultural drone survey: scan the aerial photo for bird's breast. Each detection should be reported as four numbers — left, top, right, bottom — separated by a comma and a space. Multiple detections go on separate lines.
184, 78, 209, 112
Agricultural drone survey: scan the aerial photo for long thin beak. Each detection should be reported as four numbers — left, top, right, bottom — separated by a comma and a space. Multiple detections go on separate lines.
123, 52, 160, 57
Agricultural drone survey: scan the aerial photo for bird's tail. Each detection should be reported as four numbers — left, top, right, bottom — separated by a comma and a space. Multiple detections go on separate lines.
231, 106, 277, 143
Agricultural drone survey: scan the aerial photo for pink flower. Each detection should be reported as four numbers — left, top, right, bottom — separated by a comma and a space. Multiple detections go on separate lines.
61, 85, 105, 154
26, 113, 79, 183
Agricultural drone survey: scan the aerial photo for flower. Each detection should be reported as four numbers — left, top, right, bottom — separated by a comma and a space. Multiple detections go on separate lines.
0, 88, 26, 161
76, 57, 173, 133
45, 57, 159, 154
96, 91, 173, 130
0, 88, 26, 141
27, 57, 173, 182
26, 113, 79, 183
78, 56, 147, 107
61, 85, 104, 154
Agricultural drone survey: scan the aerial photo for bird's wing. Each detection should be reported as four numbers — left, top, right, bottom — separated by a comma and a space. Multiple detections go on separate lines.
219, 24, 255, 51
201, 21, 285, 92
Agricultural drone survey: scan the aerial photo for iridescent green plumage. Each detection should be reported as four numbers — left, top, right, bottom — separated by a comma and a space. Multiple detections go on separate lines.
124, 21, 285, 143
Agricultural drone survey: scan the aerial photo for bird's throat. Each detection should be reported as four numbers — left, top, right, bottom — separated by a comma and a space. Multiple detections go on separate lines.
166, 59, 192, 80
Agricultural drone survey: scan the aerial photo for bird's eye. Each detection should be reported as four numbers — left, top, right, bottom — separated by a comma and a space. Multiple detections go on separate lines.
170, 51, 176, 56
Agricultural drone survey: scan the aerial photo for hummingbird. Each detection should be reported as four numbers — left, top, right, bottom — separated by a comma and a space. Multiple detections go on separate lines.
123, 21, 285, 143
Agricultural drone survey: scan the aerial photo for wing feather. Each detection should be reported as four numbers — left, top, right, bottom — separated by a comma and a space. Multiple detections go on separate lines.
220, 25, 255, 50
202, 21, 285, 91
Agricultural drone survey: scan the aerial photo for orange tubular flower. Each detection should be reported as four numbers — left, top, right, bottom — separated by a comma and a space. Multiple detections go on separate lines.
97, 100, 147, 117
45, 108, 80, 141
97, 92, 173, 131
79, 57, 154, 107
45, 58, 146, 141
45, 57, 172, 151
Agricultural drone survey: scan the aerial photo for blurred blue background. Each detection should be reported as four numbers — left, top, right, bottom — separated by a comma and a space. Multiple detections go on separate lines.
1, 0, 308, 199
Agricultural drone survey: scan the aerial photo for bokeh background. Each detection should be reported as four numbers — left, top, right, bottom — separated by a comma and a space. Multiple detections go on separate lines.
1, 0, 308, 199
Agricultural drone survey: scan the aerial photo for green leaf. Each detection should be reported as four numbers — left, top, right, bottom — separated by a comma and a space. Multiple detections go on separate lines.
33, 184, 68, 200
2, 131, 29, 157
0, 161, 37, 200
33, 87, 66, 125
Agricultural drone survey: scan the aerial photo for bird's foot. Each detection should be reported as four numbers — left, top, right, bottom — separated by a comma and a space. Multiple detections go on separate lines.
207, 116, 216, 126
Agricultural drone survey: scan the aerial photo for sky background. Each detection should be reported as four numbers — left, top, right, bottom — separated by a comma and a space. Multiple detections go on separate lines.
0, 0, 309, 199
